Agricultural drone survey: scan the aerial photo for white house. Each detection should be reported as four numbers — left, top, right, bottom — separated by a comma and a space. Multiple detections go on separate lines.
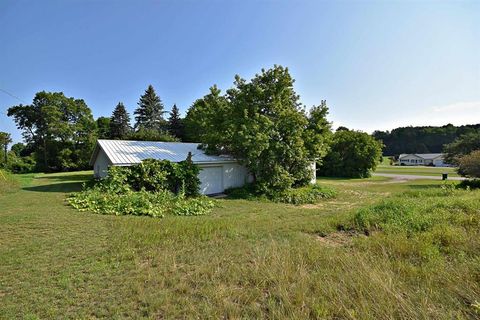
398, 153, 448, 167
90, 140, 317, 195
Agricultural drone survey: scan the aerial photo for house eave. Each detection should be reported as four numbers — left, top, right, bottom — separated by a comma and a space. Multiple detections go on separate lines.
110, 159, 239, 167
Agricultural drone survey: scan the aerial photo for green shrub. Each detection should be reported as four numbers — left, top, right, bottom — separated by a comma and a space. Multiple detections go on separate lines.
69, 155, 210, 217
225, 183, 336, 205
273, 184, 337, 205
96, 154, 200, 197
224, 183, 260, 200
6, 153, 36, 174
457, 179, 480, 190
457, 150, 480, 178
68, 189, 214, 217
318, 130, 383, 178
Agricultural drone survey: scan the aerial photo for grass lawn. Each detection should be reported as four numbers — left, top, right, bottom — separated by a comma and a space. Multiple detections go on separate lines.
374, 159, 460, 177
0, 171, 479, 318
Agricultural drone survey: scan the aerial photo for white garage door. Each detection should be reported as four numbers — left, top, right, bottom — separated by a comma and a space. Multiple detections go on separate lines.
198, 166, 224, 195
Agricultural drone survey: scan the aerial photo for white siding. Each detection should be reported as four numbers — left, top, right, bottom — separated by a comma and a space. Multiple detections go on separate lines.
197, 163, 252, 194
433, 158, 445, 167
94, 149, 110, 178
399, 155, 424, 166
198, 166, 224, 194
223, 163, 252, 189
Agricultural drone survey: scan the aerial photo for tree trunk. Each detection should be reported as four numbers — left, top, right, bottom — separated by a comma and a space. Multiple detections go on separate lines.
43, 138, 48, 171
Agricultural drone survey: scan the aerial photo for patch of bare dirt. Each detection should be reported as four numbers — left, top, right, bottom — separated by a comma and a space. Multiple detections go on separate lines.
301, 200, 352, 209
311, 230, 367, 247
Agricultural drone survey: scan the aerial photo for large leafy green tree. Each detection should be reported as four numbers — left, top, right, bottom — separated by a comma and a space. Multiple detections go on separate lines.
319, 130, 383, 178
167, 104, 185, 140
185, 65, 331, 193
226, 67, 322, 191
0, 132, 12, 167
96, 117, 111, 139
303, 100, 332, 163
443, 132, 480, 165
184, 85, 230, 148
109, 102, 131, 139
134, 85, 166, 131
7, 91, 97, 171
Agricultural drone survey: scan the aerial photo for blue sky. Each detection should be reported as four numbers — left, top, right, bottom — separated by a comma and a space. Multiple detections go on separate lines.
1, 0, 479, 143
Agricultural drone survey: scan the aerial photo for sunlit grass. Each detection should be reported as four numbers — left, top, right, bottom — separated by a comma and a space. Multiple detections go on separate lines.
0, 170, 478, 318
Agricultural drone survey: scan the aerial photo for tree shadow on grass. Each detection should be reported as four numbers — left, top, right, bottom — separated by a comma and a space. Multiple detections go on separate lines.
23, 181, 85, 193
35, 173, 93, 183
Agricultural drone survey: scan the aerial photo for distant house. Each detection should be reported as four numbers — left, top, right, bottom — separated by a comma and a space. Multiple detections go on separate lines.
398, 153, 449, 167
90, 140, 317, 195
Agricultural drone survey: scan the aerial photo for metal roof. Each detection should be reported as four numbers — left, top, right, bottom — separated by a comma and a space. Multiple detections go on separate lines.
91, 140, 236, 165
399, 153, 443, 160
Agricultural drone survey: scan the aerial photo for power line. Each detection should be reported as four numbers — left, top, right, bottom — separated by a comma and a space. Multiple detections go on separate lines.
0, 88, 28, 116
0, 88, 27, 104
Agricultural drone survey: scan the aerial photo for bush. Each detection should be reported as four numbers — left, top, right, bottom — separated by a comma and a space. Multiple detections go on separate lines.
273, 184, 337, 205
318, 130, 383, 178
457, 150, 480, 178
5, 153, 36, 173
68, 155, 210, 217
457, 179, 480, 190
97, 155, 200, 197
68, 189, 214, 217
225, 183, 336, 205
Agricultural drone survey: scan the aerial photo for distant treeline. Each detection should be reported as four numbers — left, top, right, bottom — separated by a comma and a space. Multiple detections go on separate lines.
373, 124, 480, 156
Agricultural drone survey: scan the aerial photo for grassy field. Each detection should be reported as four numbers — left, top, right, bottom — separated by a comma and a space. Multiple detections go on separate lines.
1, 171, 479, 318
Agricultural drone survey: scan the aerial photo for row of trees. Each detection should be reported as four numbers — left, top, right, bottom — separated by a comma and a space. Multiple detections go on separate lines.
5, 86, 185, 172
373, 124, 480, 156
4, 65, 385, 191
96, 85, 185, 141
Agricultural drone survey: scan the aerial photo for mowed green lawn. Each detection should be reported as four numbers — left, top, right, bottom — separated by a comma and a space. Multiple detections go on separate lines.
375, 158, 459, 177
0, 171, 478, 319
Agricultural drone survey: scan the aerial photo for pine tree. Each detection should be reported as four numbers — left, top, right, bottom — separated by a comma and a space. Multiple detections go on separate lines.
167, 104, 184, 140
134, 85, 166, 131
109, 102, 132, 139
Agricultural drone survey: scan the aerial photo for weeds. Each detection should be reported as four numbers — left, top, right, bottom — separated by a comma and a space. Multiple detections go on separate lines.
225, 183, 336, 205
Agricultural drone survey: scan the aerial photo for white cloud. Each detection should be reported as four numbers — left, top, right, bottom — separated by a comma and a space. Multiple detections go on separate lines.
432, 101, 480, 113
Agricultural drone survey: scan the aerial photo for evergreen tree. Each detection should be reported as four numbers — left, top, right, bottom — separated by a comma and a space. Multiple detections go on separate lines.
167, 104, 184, 140
109, 102, 132, 139
134, 85, 166, 131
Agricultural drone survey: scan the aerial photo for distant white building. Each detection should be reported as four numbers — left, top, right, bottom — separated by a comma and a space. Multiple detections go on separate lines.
90, 140, 316, 195
398, 153, 449, 167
